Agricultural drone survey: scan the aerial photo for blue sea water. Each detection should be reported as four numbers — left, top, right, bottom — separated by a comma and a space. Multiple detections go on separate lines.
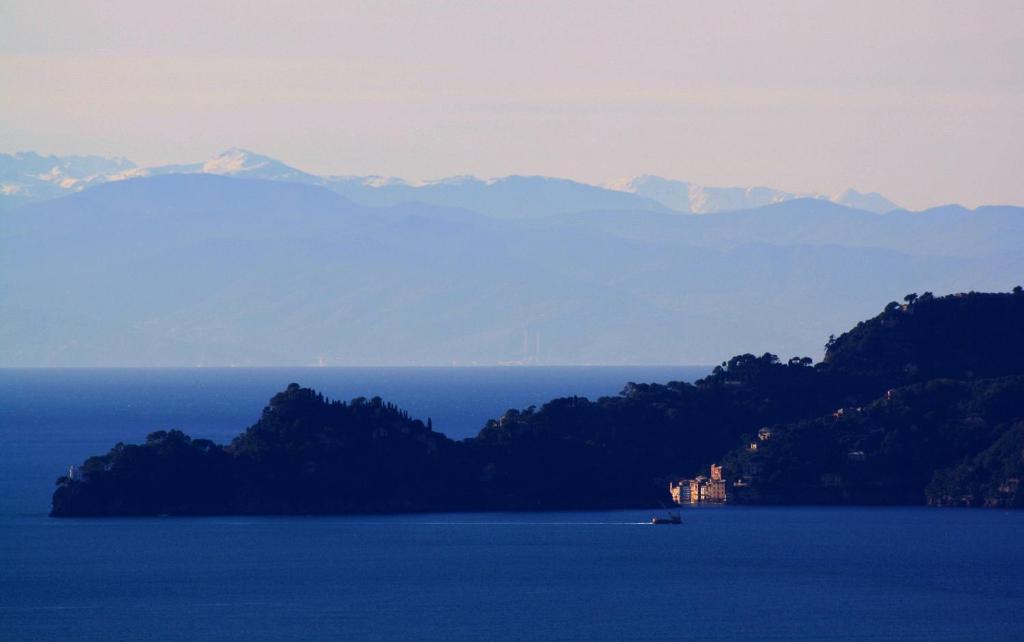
2, 368, 1023, 641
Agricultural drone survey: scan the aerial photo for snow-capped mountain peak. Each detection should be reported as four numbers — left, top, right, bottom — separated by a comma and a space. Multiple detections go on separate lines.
201, 148, 273, 175
830, 188, 901, 214
607, 175, 901, 214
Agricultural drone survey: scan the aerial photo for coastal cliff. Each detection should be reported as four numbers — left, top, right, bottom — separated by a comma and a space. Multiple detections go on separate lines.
52, 289, 1024, 516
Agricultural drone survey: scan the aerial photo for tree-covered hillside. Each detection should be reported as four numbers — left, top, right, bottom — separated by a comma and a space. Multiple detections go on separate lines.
722, 377, 1024, 507
822, 289, 1024, 382
719, 288, 1024, 507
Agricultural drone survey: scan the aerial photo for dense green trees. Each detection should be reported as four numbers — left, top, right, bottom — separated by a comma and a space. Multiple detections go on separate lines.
719, 290, 1024, 507
53, 384, 475, 516
822, 290, 1024, 383
721, 377, 1024, 506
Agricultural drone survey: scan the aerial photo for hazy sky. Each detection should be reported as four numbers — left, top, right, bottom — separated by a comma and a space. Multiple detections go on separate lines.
1, 0, 1022, 209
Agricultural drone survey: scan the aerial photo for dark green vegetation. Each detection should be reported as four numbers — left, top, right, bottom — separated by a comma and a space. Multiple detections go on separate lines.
51, 289, 1024, 516
721, 289, 1024, 508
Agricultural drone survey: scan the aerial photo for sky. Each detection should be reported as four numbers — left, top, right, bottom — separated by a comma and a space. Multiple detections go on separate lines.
1, 0, 1022, 209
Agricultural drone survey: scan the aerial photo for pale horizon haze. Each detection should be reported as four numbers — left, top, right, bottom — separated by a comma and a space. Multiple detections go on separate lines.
1, 0, 1022, 209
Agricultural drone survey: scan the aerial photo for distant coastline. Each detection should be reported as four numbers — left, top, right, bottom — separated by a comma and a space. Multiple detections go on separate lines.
5, 169, 1021, 368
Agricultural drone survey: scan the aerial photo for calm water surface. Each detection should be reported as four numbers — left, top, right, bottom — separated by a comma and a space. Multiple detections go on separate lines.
1, 368, 1022, 641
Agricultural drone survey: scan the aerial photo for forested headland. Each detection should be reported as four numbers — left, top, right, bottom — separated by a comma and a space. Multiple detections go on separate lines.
51, 288, 1024, 516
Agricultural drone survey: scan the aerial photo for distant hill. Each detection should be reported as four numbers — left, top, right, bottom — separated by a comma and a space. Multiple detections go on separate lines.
2, 173, 1021, 366
551, 199, 1024, 257
321, 174, 670, 219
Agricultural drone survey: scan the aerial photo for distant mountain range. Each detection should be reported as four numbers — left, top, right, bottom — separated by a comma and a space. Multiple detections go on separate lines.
1, 148, 901, 215
0, 152, 136, 207
605, 175, 901, 214
1, 171, 1020, 367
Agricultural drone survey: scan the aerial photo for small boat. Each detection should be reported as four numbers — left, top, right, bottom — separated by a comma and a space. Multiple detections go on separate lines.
651, 511, 681, 525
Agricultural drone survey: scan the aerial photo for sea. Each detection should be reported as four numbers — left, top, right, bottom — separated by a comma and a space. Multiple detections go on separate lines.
2, 367, 1023, 641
